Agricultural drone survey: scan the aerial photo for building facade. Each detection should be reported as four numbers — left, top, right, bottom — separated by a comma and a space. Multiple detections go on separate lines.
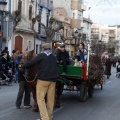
0, 0, 12, 51
53, 7, 72, 55
82, 17, 93, 41
91, 24, 101, 41
91, 24, 117, 43
116, 25, 120, 55
35, 0, 53, 54
53, 0, 86, 31
53, 0, 86, 56
8, 0, 36, 55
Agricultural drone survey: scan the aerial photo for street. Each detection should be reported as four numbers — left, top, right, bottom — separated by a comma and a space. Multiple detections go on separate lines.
0, 67, 120, 120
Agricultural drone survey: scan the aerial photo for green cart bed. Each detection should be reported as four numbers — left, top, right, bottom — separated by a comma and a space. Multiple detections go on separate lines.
58, 62, 82, 77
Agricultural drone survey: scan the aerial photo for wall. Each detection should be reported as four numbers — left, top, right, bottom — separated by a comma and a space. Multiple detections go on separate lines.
53, 0, 72, 18
10, 0, 36, 54
12, 31, 34, 52
83, 20, 92, 41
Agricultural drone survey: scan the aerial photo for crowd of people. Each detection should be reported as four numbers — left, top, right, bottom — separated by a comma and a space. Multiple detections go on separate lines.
0, 47, 23, 84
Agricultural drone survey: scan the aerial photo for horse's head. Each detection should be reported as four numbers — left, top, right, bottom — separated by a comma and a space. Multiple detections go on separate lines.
22, 50, 36, 63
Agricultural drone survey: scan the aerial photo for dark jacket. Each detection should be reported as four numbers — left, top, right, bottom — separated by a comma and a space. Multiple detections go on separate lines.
2, 57, 9, 70
57, 50, 69, 63
105, 60, 112, 75
18, 69, 26, 83
22, 53, 57, 82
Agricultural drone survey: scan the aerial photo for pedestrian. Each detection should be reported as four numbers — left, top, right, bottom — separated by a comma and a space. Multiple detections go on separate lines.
14, 51, 20, 83
1, 47, 11, 62
1, 52, 13, 84
19, 43, 57, 120
105, 58, 112, 79
1, 52, 9, 70
76, 42, 87, 62
57, 44, 69, 74
11, 50, 16, 75
16, 55, 31, 109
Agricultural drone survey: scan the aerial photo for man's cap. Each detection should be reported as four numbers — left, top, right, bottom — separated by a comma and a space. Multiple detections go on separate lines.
60, 44, 65, 48
42, 43, 51, 49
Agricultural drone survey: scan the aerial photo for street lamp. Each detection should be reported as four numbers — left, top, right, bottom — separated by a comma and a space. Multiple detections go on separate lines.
0, 0, 7, 49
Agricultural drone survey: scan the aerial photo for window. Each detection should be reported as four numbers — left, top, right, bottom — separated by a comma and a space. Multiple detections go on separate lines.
46, 10, 50, 27
39, 45, 41, 53
47, 0, 49, 7
73, 13, 75, 18
29, 5, 32, 20
18, 0, 22, 14
87, 23, 89, 30
28, 41, 32, 51
66, 29, 67, 37
36, 45, 38, 54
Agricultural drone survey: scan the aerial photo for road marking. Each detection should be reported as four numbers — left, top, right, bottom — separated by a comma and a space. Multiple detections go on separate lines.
53, 107, 63, 113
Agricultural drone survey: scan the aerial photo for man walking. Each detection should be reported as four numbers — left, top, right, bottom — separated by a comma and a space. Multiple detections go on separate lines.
20, 43, 57, 120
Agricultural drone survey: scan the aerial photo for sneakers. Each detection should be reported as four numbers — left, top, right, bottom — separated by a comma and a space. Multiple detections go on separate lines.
24, 105, 32, 109
16, 106, 21, 109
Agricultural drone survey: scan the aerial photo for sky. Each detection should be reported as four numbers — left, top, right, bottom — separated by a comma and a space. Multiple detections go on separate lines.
83, 0, 120, 26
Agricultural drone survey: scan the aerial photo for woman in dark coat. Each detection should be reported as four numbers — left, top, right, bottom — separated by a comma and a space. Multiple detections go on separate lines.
105, 58, 112, 79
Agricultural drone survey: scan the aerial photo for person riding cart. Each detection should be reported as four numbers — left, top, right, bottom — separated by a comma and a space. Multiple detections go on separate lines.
57, 44, 69, 74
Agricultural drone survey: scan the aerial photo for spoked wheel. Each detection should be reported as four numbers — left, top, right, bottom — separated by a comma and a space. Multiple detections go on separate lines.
80, 82, 87, 102
101, 84, 103, 90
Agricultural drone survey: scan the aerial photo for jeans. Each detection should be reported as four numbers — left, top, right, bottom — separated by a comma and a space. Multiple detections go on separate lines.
15, 69, 18, 83
36, 80, 56, 120
16, 81, 30, 107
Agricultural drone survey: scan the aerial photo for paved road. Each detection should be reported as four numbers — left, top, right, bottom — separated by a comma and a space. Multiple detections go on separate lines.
0, 67, 120, 120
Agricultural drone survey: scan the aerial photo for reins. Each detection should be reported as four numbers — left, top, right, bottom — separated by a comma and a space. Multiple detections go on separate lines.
19, 52, 38, 83
24, 73, 38, 83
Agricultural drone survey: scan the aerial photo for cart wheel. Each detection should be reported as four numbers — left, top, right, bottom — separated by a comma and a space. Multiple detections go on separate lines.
88, 85, 94, 98
60, 85, 64, 95
80, 82, 87, 102
101, 84, 103, 90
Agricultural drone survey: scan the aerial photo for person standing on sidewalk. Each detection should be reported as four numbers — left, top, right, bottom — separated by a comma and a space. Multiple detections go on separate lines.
16, 55, 31, 109
20, 43, 57, 120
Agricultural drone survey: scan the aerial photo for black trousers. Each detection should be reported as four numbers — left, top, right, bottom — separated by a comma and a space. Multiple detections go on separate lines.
16, 81, 30, 107
61, 61, 69, 73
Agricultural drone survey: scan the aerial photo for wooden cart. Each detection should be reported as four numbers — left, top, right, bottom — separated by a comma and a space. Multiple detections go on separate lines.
58, 62, 94, 102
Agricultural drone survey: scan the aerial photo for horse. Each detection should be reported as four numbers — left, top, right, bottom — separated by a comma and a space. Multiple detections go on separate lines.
19, 50, 38, 112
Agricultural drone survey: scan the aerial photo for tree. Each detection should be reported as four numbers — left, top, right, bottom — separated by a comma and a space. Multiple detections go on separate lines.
105, 40, 119, 57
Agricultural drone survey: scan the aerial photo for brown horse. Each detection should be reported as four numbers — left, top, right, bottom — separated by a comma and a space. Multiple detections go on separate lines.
20, 50, 63, 110
19, 50, 38, 112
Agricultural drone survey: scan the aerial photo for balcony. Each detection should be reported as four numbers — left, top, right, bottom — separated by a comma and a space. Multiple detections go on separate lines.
91, 31, 99, 34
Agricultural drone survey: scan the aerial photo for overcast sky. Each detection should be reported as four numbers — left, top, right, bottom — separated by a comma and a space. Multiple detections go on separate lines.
83, 0, 120, 26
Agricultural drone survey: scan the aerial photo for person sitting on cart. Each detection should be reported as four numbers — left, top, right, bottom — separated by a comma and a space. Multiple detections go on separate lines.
76, 42, 87, 63
57, 44, 69, 74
